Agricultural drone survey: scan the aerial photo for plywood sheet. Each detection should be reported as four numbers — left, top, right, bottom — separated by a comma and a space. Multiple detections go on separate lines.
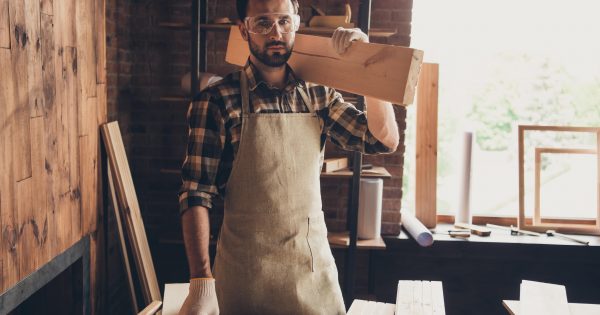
0, 0, 9, 48
226, 26, 423, 105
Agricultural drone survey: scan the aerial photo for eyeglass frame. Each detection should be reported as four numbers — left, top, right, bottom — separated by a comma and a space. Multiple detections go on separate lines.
243, 13, 301, 35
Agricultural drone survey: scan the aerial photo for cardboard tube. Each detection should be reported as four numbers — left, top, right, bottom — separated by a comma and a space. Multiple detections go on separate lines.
401, 210, 434, 247
455, 131, 473, 225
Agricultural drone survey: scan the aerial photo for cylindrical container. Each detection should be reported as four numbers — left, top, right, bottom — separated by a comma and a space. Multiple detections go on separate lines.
401, 210, 434, 247
455, 131, 473, 225
357, 178, 383, 239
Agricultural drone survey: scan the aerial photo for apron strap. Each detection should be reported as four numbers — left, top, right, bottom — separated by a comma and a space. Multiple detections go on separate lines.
240, 71, 250, 115
297, 86, 314, 113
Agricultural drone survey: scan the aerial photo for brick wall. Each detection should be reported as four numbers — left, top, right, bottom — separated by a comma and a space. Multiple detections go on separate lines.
105, 0, 413, 307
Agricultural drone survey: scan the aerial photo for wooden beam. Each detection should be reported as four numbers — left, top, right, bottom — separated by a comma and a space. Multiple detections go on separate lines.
415, 63, 439, 228
225, 26, 423, 105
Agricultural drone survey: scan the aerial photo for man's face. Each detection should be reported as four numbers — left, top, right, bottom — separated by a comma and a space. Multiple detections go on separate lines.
243, 0, 296, 67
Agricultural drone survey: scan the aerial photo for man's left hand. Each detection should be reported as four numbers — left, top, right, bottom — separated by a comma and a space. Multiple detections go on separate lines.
330, 27, 369, 55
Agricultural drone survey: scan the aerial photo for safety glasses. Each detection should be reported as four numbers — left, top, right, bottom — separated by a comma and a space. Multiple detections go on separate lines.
244, 13, 301, 35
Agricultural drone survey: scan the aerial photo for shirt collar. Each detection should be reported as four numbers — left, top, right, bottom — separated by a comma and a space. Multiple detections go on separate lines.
243, 59, 304, 93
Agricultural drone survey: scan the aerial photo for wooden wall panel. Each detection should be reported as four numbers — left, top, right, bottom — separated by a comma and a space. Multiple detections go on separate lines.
0, 0, 9, 48
0, 0, 107, 298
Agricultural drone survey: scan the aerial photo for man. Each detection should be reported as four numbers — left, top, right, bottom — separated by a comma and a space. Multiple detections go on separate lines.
178, 0, 399, 314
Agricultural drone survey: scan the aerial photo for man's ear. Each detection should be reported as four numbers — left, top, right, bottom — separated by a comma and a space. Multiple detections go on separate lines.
239, 24, 249, 41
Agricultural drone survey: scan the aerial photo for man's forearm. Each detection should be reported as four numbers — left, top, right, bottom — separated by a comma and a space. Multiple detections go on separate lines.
364, 96, 400, 151
181, 205, 213, 278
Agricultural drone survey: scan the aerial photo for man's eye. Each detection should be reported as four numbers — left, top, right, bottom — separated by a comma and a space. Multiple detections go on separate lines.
279, 19, 291, 25
257, 20, 272, 27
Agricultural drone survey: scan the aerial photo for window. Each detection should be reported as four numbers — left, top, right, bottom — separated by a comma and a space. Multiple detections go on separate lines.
403, 0, 600, 219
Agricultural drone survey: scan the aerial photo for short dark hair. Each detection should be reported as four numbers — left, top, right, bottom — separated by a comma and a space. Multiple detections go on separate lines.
236, 0, 300, 21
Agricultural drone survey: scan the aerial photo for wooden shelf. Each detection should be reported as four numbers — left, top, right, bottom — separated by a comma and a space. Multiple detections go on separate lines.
321, 166, 392, 179
328, 231, 386, 250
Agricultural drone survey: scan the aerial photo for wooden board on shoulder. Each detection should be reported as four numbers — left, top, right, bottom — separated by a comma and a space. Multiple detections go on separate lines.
226, 26, 423, 105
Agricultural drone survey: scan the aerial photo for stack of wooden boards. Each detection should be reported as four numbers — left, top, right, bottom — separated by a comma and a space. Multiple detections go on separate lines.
348, 280, 446, 315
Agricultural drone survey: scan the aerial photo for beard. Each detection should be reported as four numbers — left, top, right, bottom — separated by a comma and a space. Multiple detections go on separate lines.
248, 36, 293, 67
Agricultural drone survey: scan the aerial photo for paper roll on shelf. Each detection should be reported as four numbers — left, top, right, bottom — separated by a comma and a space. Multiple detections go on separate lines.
455, 131, 473, 225
401, 210, 434, 247
358, 178, 383, 239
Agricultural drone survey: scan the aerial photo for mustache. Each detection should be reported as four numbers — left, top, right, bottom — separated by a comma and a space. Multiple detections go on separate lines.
266, 41, 287, 48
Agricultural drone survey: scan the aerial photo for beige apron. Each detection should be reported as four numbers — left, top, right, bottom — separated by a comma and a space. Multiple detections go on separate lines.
212, 70, 346, 315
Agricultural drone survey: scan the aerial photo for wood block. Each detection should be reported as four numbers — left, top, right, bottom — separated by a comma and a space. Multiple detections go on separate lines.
415, 63, 439, 229
454, 223, 491, 236
396, 280, 446, 315
347, 299, 395, 315
323, 157, 348, 173
520, 280, 570, 315
226, 26, 423, 105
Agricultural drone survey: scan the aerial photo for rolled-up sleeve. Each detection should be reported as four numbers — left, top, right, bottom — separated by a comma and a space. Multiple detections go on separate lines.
178, 89, 225, 214
323, 87, 395, 155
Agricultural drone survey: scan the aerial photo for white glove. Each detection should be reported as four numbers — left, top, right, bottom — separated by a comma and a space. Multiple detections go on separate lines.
179, 278, 220, 315
330, 27, 369, 55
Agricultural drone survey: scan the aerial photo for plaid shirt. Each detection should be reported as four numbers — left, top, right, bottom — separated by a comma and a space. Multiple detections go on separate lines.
179, 60, 394, 213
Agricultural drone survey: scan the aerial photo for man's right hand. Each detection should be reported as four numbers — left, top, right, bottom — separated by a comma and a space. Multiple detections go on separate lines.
178, 278, 220, 315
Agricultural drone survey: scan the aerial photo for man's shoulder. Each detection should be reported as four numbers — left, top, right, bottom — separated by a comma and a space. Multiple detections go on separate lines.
192, 70, 242, 102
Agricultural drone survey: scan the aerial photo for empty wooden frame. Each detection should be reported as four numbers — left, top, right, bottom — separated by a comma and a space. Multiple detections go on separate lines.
518, 125, 600, 235
225, 26, 424, 105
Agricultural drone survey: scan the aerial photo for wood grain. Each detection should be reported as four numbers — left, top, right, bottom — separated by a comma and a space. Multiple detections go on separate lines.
415, 63, 439, 228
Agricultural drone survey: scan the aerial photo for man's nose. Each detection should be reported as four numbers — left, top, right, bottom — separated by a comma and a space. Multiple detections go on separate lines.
267, 23, 283, 40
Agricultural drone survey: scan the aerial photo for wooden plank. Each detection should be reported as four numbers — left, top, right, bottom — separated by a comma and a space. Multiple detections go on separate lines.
0, 48, 20, 293
415, 63, 439, 228
101, 121, 162, 305
29, 116, 50, 270
25, 0, 43, 117
322, 157, 348, 173
226, 26, 423, 105
8, 0, 32, 182
327, 231, 386, 250
63, 46, 81, 246
75, 0, 96, 99
411, 280, 424, 315
396, 281, 413, 314
520, 280, 570, 315
138, 301, 162, 315
40, 0, 52, 15
16, 177, 36, 279
52, 0, 75, 48
0, 0, 9, 48
95, 0, 106, 84
431, 281, 445, 315
453, 223, 491, 236
107, 166, 138, 313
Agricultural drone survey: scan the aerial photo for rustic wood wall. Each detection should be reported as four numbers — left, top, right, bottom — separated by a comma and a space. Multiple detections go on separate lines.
0, 0, 106, 305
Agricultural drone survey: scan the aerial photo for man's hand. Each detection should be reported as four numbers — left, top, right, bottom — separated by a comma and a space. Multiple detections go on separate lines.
330, 27, 369, 55
179, 278, 219, 315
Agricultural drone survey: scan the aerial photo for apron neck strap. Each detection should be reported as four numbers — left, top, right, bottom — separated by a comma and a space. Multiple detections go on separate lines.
240, 69, 315, 114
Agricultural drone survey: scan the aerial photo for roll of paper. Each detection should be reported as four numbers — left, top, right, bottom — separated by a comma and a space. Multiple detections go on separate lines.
401, 210, 434, 247
455, 131, 473, 225
358, 178, 383, 239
